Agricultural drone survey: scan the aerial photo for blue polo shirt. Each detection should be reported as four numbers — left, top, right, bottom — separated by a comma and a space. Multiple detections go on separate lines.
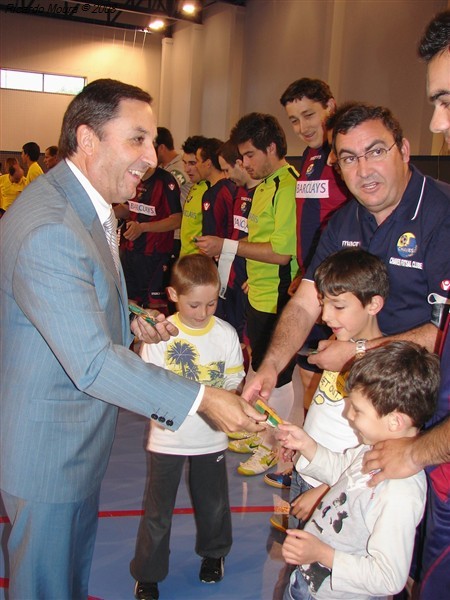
305, 165, 450, 335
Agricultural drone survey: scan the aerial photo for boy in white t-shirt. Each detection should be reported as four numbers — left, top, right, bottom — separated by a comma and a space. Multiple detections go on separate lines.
130, 254, 244, 600
278, 341, 439, 599
272, 248, 389, 531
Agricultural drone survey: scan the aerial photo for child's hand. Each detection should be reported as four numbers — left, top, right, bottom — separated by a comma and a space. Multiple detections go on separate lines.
131, 311, 178, 343
279, 447, 295, 463
277, 423, 317, 463
282, 530, 334, 569
276, 423, 307, 450
290, 484, 329, 521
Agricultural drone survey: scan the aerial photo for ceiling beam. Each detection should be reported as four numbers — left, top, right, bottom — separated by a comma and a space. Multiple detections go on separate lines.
0, 0, 204, 31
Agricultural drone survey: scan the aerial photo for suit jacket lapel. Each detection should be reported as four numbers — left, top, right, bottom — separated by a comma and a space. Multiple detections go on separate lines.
47, 162, 129, 331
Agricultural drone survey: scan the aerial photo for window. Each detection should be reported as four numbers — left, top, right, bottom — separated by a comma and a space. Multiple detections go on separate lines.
0, 69, 85, 95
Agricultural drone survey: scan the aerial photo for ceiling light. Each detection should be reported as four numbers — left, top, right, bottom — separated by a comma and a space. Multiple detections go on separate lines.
182, 2, 197, 16
148, 19, 165, 31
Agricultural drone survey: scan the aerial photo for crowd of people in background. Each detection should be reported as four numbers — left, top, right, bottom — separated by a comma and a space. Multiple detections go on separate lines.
0, 9, 449, 600
0, 141, 59, 216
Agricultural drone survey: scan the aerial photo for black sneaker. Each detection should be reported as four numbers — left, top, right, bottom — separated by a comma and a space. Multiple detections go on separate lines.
199, 556, 225, 583
134, 580, 159, 600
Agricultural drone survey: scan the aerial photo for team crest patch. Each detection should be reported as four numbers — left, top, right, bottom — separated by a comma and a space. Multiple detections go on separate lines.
169, 183, 175, 190
397, 232, 418, 258
306, 164, 314, 176
203, 202, 210, 211
441, 280, 450, 292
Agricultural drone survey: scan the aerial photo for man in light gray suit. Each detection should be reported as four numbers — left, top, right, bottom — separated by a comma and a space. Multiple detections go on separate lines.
0, 79, 264, 599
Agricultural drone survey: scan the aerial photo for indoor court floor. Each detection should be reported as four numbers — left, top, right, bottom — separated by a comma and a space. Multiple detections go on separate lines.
1, 409, 293, 600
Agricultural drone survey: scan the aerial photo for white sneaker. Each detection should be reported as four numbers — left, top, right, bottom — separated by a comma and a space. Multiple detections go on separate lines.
237, 444, 277, 475
228, 434, 261, 453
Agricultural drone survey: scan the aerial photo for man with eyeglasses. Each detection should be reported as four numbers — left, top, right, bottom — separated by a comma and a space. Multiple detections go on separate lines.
362, 12, 450, 598
243, 102, 450, 408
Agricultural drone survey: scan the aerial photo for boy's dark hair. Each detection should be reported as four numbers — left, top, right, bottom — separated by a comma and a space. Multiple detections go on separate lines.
22, 142, 41, 162
418, 10, 450, 62
280, 78, 333, 108
155, 127, 174, 150
314, 248, 389, 306
181, 135, 208, 155
197, 138, 224, 171
331, 104, 404, 154
230, 112, 287, 159
170, 254, 220, 296
59, 79, 152, 158
218, 139, 241, 166
346, 341, 439, 428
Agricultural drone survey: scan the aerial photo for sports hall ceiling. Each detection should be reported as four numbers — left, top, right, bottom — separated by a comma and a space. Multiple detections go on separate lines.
0, 1, 246, 33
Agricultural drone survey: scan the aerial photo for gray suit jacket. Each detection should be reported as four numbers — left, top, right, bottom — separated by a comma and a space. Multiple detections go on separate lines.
0, 160, 200, 503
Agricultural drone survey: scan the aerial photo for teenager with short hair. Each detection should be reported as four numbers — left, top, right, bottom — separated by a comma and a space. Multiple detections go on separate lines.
179, 136, 209, 257
227, 112, 299, 476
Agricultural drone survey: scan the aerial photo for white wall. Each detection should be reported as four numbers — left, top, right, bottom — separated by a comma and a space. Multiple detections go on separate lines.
0, 12, 162, 151
159, 3, 246, 149
199, 2, 246, 140
159, 21, 205, 147
241, 0, 448, 156
0, 0, 448, 155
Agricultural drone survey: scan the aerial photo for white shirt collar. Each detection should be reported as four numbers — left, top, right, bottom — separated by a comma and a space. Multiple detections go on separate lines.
65, 158, 111, 226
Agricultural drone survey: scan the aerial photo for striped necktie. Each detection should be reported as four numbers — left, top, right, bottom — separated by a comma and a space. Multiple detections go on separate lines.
103, 209, 121, 275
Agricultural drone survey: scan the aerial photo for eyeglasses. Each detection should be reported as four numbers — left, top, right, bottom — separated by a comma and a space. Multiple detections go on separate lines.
337, 142, 397, 170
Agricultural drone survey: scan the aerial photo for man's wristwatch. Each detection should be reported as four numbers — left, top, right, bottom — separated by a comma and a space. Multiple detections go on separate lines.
353, 338, 367, 359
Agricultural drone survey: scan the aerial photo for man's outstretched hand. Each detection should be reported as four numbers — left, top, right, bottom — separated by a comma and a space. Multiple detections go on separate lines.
199, 387, 267, 433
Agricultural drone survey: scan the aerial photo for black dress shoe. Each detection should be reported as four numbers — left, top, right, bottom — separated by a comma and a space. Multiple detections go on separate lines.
134, 580, 159, 600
